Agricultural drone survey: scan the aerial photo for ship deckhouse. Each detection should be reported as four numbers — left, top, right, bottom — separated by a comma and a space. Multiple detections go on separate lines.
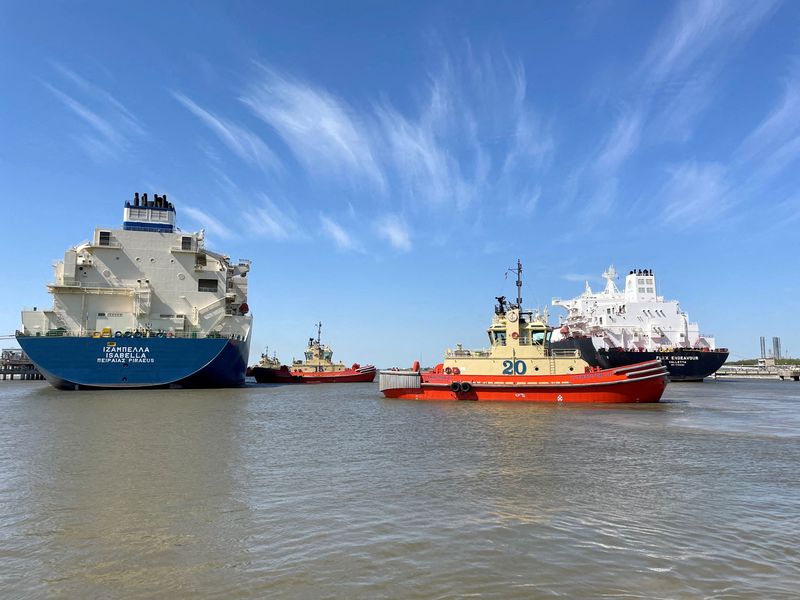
551, 265, 715, 351
291, 322, 347, 373
20, 193, 252, 342
441, 261, 585, 376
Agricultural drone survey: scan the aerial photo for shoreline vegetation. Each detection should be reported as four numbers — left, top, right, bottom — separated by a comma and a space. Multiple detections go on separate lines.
726, 358, 800, 366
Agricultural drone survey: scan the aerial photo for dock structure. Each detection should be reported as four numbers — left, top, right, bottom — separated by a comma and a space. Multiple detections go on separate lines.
714, 358, 800, 381
1, 348, 44, 381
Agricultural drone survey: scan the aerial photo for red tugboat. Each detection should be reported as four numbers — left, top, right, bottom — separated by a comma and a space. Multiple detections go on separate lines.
379, 261, 668, 403
251, 322, 376, 384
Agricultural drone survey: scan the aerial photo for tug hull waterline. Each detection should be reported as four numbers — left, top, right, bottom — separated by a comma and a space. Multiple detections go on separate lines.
16, 193, 252, 390
380, 260, 669, 403
252, 365, 377, 384
381, 360, 668, 403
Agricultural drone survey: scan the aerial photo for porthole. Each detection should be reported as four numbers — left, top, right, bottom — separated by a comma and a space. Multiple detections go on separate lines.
150, 258, 155, 263
569, 367, 574, 372
534, 366, 539, 372
103, 269, 111, 277
135, 257, 141, 262
178, 273, 186, 280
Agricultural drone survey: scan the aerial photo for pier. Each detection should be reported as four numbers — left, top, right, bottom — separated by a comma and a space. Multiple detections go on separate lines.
714, 359, 800, 381
1, 348, 44, 381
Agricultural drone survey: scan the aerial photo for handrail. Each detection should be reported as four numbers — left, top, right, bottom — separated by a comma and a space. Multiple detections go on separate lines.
17, 329, 247, 341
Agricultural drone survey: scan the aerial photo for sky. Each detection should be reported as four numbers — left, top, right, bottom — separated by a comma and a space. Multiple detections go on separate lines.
1, 0, 799, 366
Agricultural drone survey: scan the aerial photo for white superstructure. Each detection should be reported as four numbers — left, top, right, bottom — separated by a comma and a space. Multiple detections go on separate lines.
20, 193, 252, 341
551, 265, 716, 351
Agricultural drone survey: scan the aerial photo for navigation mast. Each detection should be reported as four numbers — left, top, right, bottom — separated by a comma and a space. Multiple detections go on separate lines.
506, 259, 523, 308
315, 321, 322, 372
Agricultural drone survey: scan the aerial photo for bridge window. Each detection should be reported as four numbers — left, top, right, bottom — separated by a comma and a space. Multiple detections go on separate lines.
198, 278, 218, 292
99, 231, 111, 246
181, 236, 192, 251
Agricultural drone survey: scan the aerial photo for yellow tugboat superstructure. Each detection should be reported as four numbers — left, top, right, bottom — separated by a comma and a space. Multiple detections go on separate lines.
442, 300, 585, 377
291, 323, 347, 374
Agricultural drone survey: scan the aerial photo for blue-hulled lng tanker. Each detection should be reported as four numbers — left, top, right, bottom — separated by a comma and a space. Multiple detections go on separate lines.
16, 193, 252, 390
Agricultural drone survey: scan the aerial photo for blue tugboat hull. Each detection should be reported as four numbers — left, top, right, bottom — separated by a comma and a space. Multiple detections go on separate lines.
16, 336, 250, 390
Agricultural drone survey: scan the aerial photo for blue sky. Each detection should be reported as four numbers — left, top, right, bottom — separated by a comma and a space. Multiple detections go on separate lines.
1, 1, 799, 365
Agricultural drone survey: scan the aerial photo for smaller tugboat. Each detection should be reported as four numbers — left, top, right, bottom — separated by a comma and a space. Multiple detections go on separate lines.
379, 260, 668, 402
251, 323, 376, 384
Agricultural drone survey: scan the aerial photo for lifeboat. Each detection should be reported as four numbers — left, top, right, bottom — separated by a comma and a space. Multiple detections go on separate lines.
379, 260, 668, 403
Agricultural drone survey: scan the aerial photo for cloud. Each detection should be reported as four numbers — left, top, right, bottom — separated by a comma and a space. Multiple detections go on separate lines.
249, 194, 304, 240
636, 1, 780, 144
738, 70, 800, 169
320, 215, 360, 251
506, 185, 541, 217
53, 64, 145, 137
376, 214, 412, 251
181, 205, 234, 239
375, 50, 551, 215
659, 162, 728, 226
594, 109, 643, 174
44, 67, 147, 161
640, 0, 780, 86
376, 103, 468, 209
648, 72, 715, 143
241, 65, 384, 189
173, 92, 281, 172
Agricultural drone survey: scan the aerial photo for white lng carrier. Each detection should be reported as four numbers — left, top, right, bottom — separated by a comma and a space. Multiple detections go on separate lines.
550, 266, 728, 381
16, 193, 252, 389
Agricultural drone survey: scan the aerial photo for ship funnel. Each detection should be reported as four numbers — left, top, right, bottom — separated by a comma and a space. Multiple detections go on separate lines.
134, 192, 140, 207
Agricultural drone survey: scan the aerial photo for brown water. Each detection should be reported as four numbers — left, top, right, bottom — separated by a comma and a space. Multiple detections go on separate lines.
1, 379, 798, 599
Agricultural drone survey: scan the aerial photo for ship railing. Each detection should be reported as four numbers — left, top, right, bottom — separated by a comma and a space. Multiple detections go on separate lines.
444, 349, 492, 358
548, 348, 581, 358
17, 329, 248, 341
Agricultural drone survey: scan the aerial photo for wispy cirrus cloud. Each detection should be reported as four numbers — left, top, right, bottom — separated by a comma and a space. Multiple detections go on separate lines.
44, 66, 147, 161
738, 69, 800, 168
659, 162, 728, 226
320, 215, 361, 251
53, 64, 146, 137
237, 50, 552, 232
181, 205, 234, 239
241, 65, 384, 189
369, 49, 553, 223
248, 194, 304, 241
376, 214, 411, 251
594, 108, 643, 174
641, 1, 780, 146
640, 0, 780, 87
569, 1, 779, 222
173, 92, 281, 173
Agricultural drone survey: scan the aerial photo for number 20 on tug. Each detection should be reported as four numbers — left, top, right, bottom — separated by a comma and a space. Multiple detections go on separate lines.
379, 261, 669, 403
